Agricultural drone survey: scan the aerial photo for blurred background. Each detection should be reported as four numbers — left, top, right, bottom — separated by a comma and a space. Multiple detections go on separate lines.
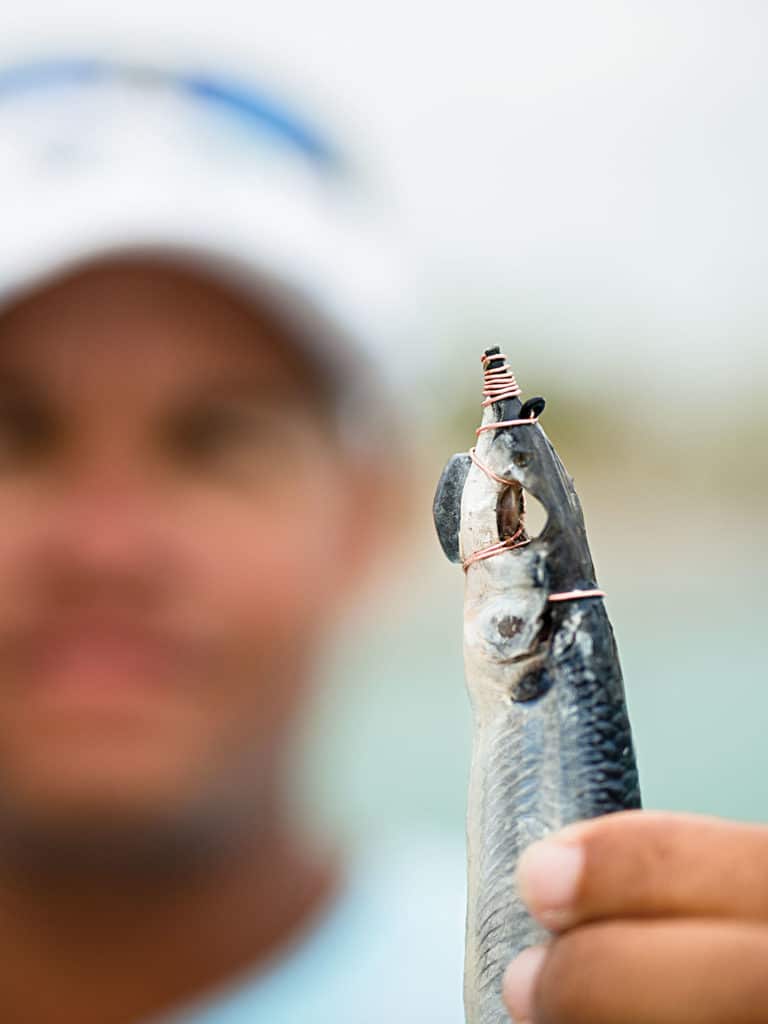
1, 0, 766, 844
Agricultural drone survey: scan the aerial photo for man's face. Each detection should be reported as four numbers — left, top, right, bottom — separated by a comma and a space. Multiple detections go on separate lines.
0, 257, 368, 857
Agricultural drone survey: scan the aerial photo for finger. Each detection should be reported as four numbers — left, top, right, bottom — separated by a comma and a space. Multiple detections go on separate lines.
515, 810, 768, 931
503, 919, 768, 1024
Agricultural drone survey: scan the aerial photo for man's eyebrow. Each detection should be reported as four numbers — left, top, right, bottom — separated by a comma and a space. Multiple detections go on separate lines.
176, 377, 293, 405
0, 368, 316, 416
0, 369, 280, 398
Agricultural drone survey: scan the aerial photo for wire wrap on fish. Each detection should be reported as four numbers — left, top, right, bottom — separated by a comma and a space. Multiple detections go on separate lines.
480, 350, 522, 406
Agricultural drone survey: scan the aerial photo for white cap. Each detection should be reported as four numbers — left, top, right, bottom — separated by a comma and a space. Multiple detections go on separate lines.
0, 58, 419, 444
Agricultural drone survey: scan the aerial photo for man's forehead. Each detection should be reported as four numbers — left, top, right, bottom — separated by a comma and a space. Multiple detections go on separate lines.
0, 257, 315, 400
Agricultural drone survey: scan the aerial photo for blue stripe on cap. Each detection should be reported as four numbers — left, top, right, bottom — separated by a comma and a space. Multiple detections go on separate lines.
0, 58, 342, 173
182, 73, 339, 169
0, 58, 108, 93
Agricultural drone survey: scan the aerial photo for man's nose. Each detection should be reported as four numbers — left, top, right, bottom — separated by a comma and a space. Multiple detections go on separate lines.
29, 459, 180, 603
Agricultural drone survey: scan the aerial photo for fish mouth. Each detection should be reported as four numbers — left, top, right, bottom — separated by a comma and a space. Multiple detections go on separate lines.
497, 480, 549, 549
497, 482, 526, 544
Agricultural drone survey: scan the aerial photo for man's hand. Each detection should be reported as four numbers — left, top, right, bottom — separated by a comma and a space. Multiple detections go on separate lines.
502, 811, 768, 1023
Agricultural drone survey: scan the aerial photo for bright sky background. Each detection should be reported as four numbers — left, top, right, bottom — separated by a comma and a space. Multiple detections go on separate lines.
1, 1, 766, 401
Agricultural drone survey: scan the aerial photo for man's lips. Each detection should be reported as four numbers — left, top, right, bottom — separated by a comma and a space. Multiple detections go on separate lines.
10, 624, 196, 704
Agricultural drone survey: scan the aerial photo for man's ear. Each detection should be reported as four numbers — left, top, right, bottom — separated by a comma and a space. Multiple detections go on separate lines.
327, 449, 410, 609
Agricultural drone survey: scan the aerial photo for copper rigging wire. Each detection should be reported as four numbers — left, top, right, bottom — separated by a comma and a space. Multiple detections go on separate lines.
463, 352, 606, 604
461, 447, 532, 571
481, 350, 522, 406
461, 527, 529, 571
462, 352, 537, 572
476, 417, 539, 434
468, 447, 516, 487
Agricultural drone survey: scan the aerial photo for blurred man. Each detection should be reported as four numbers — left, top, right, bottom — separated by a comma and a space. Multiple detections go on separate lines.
0, 58, 464, 1023
3, 53, 768, 1024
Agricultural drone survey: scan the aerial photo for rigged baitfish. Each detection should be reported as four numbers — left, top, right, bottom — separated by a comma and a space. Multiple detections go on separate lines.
433, 348, 641, 1024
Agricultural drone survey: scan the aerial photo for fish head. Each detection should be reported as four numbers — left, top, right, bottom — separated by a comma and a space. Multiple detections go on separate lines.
485, 393, 598, 588
434, 348, 596, 587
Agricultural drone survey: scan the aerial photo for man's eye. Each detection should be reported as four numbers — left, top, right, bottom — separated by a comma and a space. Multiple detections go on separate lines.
173, 405, 275, 464
0, 401, 56, 463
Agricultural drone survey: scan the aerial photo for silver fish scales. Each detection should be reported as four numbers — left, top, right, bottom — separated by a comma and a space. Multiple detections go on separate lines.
433, 348, 641, 1024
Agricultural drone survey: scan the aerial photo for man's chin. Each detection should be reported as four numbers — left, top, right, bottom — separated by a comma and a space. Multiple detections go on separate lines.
0, 760, 258, 877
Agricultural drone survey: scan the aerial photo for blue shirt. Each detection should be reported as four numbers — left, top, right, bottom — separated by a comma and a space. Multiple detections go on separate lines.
152, 835, 467, 1024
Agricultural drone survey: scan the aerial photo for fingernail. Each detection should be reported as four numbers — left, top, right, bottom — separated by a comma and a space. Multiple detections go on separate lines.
516, 838, 584, 927
502, 944, 547, 1022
